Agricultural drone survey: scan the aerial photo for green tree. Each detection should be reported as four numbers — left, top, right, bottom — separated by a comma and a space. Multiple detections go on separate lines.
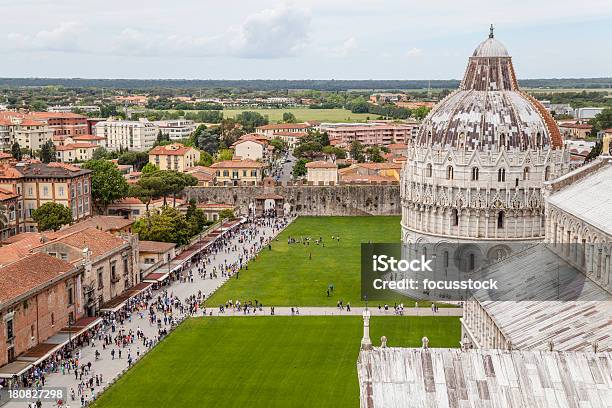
186, 199, 208, 235
118, 151, 150, 171
413, 106, 431, 120
294, 141, 323, 159
282, 112, 297, 123
133, 206, 191, 245
141, 162, 158, 174
128, 175, 165, 215
92, 147, 111, 160
216, 149, 234, 162
322, 145, 346, 160
235, 111, 268, 133
197, 152, 213, 167
82, 160, 130, 213
11, 142, 22, 161
195, 126, 220, 154
589, 108, 612, 134
218, 208, 236, 220
39, 140, 56, 163
366, 146, 385, 163
142, 170, 197, 206
292, 158, 310, 178
30, 100, 48, 111
350, 141, 365, 163
32, 202, 72, 231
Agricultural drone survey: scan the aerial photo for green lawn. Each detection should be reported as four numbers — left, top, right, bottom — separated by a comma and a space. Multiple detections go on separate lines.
93, 316, 460, 408
222, 108, 373, 123
207, 216, 402, 307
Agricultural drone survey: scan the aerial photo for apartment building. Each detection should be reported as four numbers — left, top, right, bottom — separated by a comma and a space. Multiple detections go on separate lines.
93, 118, 158, 151
272, 131, 307, 150
232, 134, 271, 162
0, 162, 92, 232
558, 123, 593, 140
154, 119, 196, 140
255, 123, 312, 138
320, 122, 417, 146
28, 112, 89, 137
55, 143, 99, 162
209, 159, 266, 185
148, 143, 201, 172
0, 187, 23, 241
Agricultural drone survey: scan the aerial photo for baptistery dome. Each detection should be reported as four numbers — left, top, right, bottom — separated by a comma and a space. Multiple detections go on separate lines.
416, 27, 562, 152
401, 27, 570, 247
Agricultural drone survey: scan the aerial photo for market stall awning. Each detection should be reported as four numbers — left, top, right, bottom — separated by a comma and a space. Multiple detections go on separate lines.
143, 272, 169, 283
99, 282, 153, 312
60, 316, 102, 337
0, 360, 31, 378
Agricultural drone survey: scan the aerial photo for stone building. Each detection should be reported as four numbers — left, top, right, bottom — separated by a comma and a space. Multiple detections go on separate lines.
305, 161, 338, 185
400, 28, 570, 245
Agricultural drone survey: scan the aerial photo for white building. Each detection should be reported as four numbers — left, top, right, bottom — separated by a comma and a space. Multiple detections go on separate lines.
575, 107, 604, 120
233, 139, 268, 162
154, 118, 196, 140
306, 161, 338, 185
401, 29, 570, 245
55, 143, 99, 162
93, 118, 158, 152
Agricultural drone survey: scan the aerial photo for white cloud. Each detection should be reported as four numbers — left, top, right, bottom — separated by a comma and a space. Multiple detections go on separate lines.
6, 22, 85, 52
110, 3, 311, 59
406, 47, 423, 57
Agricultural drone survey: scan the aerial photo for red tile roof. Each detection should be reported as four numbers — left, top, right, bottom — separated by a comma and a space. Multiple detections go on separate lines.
70, 134, 106, 141
306, 161, 337, 169
0, 253, 76, 304
139, 240, 176, 253
0, 187, 18, 201
209, 159, 266, 169
54, 227, 127, 259
149, 143, 194, 156
55, 142, 98, 151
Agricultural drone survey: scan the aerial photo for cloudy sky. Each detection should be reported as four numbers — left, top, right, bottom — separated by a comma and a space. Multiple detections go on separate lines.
1, 0, 611, 79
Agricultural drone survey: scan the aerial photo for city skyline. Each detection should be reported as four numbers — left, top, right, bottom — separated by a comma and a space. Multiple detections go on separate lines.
1, 0, 611, 79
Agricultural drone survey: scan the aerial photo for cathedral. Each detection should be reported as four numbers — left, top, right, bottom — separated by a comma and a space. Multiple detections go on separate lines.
400, 27, 570, 246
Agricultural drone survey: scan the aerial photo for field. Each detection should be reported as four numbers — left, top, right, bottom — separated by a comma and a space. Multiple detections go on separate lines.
207, 216, 403, 307
93, 316, 460, 408
222, 107, 373, 122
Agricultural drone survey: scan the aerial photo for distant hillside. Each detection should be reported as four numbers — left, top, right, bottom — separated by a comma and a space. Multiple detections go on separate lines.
0, 78, 611, 91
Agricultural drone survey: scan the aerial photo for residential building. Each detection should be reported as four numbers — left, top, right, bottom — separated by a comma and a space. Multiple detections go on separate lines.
558, 123, 593, 139
55, 143, 99, 162
549, 103, 573, 117
255, 123, 312, 138
209, 159, 266, 185
0, 187, 22, 240
305, 161, 338, 185
154, 119, 196, 140
66, 134, 106, 147
114, 95, 149, 106
320, 122, 416, 146
340, 162, 403, 184
93, 118, 158, 152
232, 135, 270, 162
0, 162, 92, 232
386, 143, 408, 157
28, 112, 88, 137
48, 105, 101, 114
149, 143, 201, 172
0, 253, 84, 367
272, 131, 307, 150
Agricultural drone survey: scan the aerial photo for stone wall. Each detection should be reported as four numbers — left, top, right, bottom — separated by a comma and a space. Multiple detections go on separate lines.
185, 184, 401, 216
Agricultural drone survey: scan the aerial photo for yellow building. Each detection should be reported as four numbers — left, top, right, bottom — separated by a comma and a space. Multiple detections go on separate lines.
149, 143, 201, 172
209, 159, 266, 186
0, 162, 92, 232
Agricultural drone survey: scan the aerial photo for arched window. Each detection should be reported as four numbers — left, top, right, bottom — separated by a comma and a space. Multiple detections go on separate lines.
515, 178, 519, 187
443, 251, 449, 268
447, 166, 454, 180
471, 167, 479, 181
499, 133, 506, 149
426, 163, 432, 177
451, 209, 459, 226
544, 166, 550, 181
469, 253, 475, 271
497, 168, 506, 182
523, 167, 530, 181
497, 211, 505, 229
536, 132, 542, 147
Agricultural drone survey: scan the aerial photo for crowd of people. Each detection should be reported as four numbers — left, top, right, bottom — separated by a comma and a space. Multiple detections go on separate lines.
4, 216, 292, 408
